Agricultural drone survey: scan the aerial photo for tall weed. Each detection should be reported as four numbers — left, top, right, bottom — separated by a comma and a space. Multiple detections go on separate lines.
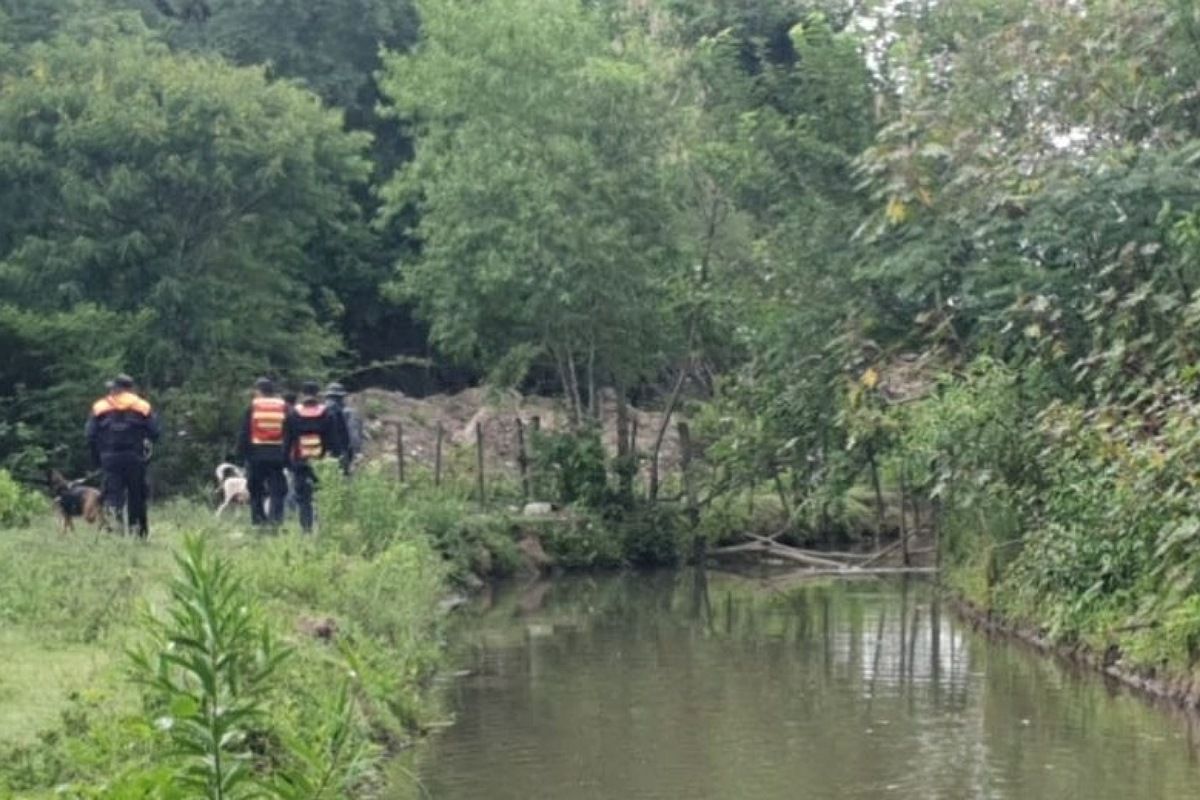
128, 535, 289, 799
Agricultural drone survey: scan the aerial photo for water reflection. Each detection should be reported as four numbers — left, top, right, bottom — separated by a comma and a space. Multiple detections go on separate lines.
399, 571, 1200, 800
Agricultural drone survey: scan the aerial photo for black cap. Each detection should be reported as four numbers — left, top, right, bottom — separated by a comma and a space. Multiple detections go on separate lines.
113, 374, 134, 389
324, 382, 347, 398
104, 380, 115, 392
254, 377, 275, 394
301, 380, 321, 397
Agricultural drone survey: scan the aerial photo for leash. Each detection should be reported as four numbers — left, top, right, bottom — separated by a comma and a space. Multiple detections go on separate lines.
69, 469, 104, 488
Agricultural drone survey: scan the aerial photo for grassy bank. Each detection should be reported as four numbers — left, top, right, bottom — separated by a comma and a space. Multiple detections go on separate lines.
0, 470, 451, 798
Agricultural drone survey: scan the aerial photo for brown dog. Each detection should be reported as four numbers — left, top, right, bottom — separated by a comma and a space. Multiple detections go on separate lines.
48, 470, 109, 534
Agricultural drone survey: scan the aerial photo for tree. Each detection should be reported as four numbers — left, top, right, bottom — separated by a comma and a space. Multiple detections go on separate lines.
677, 8, 876, 521
379, 0, 686, 421
133, 0, 431, 372
854, 0, 1200, 393
0, 23, 370, 483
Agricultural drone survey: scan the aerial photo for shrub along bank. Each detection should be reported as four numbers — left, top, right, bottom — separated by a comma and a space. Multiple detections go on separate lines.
875, 358, 1200, 699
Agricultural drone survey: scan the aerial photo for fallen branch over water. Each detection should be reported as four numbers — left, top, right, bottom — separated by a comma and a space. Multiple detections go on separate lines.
859, 539, 903, 568
709, 529, 935, 575
709, 540, 845, 569
780, 566, 937, 577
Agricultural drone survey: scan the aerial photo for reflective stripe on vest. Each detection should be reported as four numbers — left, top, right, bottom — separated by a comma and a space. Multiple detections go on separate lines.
92, 391, 152, 417
292, 403, 327, 460
250, 397, 287, 445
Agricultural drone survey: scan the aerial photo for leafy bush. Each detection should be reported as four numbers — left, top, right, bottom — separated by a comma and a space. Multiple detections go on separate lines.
318, 462, 412, 557
618, 505, 683, 567
317, 464, 520, 582
531, 427, 608, 508
537, 509, 624, 570
0, 469, 41, 528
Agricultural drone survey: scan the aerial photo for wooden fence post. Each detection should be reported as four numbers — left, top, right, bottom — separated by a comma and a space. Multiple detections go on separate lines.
516, 416, 530, 503
395, 422, 405, 484
475, 421, 485, 507
630, 415, 640, 497
933, 497, 942, 574
434, 422, 444, 487
615, 387, 632, 504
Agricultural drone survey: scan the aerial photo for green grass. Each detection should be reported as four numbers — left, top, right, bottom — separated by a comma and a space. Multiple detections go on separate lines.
0, 475, 457, 796
0, 634, 114, 745
0, 506, 204, 746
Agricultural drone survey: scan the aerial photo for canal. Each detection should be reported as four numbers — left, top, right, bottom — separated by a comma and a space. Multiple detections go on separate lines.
400, 571, 1200, 799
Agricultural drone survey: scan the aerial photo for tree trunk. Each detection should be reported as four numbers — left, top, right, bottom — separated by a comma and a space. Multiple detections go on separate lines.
649, 365, 688, 501
772, 471, 794, 525
678, 421, 703, 562
434, 422, 444, 487
586, 344, 597, 419
395, 423, 405, 484
899, 464, 910, 566
565, 348, 584, 426
868, 446, 884, 546
516, 416, 530, 502
475, 421, 485, 507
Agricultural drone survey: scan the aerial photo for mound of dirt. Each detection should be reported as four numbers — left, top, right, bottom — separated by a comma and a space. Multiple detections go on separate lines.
350, 387, 683, 478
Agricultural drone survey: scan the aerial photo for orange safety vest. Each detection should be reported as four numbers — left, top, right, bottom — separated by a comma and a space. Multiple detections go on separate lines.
249, 397, 287, 445
292, 403, 327, 461
92, 391, 152, 417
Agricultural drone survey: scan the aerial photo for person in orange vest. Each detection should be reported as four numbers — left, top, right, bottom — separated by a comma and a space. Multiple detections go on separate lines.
236, 377, 288, 527
85, 373, 160, 538
282, 380, 343, 533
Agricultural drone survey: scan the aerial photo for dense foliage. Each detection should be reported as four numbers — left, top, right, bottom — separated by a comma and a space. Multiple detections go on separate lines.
5, 0, 1200, 697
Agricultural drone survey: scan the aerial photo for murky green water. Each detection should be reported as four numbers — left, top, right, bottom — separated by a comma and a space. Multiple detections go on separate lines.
404, 572, 1200, 799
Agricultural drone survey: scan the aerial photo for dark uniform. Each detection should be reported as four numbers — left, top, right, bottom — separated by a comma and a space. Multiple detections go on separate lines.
282, 382, 341, 533
324, 383, 356, 475
236, 378, 288, 526
281, 391, 299, 513
85, 376, 160, 538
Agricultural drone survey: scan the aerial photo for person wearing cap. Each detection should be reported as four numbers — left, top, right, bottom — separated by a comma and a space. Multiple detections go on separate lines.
282, 380, 343, 533
85, 373, 160, 538
236, 377, 288, 526
324, 382, 360, 475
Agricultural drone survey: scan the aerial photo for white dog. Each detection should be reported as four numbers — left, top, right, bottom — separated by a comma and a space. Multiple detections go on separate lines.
215, 463, 249, 517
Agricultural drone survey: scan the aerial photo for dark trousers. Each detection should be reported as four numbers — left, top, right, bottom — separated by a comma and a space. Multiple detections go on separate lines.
247, 461, 286, 526
291, 463, 317, 533
102, 460, 148, 538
